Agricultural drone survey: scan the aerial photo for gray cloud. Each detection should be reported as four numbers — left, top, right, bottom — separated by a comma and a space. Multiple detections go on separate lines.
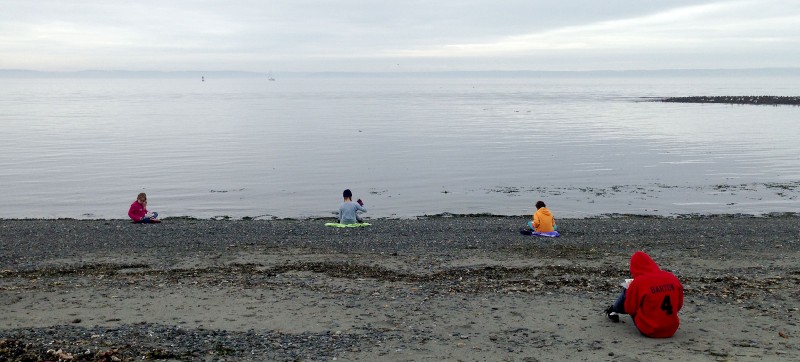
0, 0, 796, 71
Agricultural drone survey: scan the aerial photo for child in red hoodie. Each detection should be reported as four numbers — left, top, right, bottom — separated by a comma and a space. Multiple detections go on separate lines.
605, 251, 683, 338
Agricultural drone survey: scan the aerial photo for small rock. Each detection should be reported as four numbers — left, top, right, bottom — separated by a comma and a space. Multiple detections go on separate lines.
708, 350, 728, 357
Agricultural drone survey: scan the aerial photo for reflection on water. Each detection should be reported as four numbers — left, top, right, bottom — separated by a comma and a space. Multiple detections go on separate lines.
1, 76, 799, 219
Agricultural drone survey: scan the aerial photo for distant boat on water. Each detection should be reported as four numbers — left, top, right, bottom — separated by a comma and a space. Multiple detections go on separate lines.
267, 72, 275, 81
201, 76, 205, 82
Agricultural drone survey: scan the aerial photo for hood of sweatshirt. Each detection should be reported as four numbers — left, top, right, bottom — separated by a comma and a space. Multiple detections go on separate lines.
630, 251, 660, 277
537, 207, 552, 217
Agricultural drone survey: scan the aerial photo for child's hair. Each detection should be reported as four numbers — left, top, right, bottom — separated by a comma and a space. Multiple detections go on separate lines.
343, 189, 353, 198
137, 192, 147, 201
535, 200, 546, 209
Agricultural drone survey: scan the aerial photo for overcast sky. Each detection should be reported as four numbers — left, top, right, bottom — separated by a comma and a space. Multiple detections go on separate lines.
1, 0, 798, 72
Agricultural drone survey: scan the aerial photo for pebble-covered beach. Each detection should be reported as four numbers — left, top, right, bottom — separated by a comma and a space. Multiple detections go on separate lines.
1, 215, 799, 361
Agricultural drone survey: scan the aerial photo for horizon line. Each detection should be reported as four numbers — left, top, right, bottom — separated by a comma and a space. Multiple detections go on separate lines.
2, 67, 799, 78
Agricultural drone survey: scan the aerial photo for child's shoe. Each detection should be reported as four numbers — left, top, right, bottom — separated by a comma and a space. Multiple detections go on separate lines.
605, 305, 620, 322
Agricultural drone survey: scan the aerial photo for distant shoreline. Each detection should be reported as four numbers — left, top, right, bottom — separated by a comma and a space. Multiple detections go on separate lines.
3, 67, 800, 79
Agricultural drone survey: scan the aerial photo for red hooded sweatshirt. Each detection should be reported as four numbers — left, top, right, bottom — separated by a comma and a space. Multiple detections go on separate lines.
624, 251, 684, 338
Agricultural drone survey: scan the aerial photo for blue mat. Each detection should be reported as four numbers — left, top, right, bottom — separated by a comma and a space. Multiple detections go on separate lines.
531, 231, 560, 237
520, 229, 560, 237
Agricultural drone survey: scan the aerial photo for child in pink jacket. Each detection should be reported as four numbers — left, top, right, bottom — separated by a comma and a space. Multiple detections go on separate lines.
128, 192, 160, 223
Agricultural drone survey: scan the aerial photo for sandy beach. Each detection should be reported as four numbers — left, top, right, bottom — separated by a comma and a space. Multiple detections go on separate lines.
1, 215, 798, 361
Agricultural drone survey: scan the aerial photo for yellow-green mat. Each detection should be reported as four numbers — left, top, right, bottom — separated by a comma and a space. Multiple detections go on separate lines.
324, 222, 371, 228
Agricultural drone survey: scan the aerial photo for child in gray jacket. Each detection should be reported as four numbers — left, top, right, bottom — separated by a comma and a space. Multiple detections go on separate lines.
339, 189, 366, 224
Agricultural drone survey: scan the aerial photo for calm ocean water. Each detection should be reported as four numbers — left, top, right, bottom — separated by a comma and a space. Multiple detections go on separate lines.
1, 74, 799, 219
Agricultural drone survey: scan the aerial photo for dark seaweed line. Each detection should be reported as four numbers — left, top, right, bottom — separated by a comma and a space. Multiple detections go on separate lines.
1, 262, 626, 283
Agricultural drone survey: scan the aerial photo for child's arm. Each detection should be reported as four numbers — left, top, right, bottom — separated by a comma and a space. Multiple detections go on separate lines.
128, 203, 143, 222
623, 280, 640, 317
128, 204, 137, 221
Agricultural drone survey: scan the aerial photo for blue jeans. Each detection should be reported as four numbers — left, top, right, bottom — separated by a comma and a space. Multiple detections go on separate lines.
141, 212, 158, 223
612, 288, 627, 314
340, 215, 363, 224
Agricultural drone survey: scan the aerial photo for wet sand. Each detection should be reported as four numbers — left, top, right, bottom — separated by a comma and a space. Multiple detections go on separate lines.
1, 215, 799, 361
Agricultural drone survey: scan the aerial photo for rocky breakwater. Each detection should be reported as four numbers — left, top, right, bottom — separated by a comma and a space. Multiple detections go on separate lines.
659, 95, 800, 105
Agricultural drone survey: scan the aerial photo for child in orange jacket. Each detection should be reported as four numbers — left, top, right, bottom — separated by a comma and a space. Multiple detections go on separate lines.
528, 200, 556, 232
